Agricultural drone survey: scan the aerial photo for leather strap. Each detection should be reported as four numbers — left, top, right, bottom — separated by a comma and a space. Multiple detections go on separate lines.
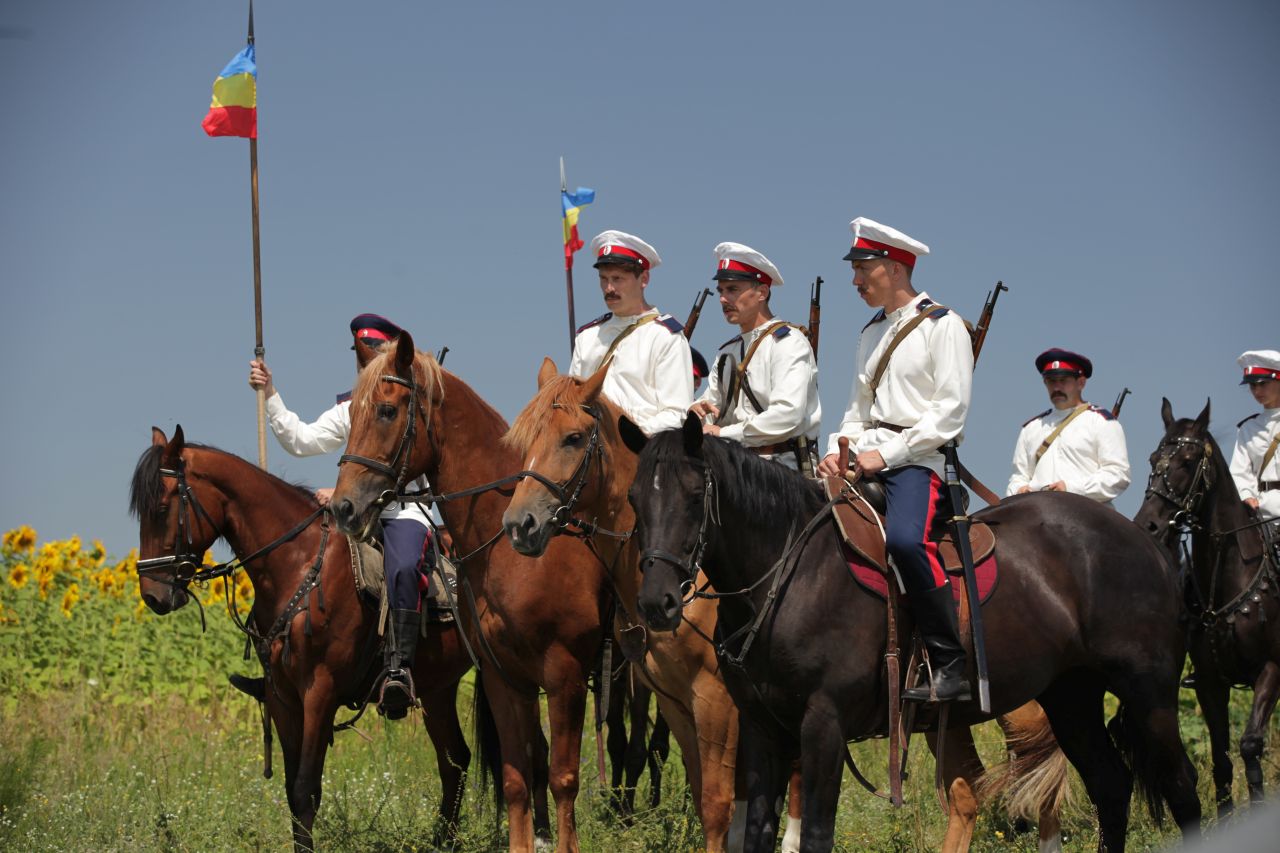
868, 308, 945, 399
1034, 404, 1089, 463
1259, 431, 1280, 489
1259, 481, 1280, 492
600, 314, 657, 366
725, 321, 808, 416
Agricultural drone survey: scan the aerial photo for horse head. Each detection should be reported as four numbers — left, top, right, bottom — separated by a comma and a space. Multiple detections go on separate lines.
630, 412, 716, 632
501, 358, 623, 556
332, 330, 443, 540
1135, 397, 1218, 544
130, 426, 225, 614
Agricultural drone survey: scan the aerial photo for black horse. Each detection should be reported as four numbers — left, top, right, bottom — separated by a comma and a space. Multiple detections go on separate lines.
626, 414, 1201, 853
1134, 399, 1280, 816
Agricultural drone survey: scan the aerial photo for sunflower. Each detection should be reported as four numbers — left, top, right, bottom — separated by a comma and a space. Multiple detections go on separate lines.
3, 525, 37, 553
60, 583, 81, 618
7, 562, 29, 590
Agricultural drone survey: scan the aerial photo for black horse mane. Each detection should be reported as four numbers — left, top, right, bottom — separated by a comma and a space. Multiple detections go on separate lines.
129, 441, 317, 520
636, 429, 827, 528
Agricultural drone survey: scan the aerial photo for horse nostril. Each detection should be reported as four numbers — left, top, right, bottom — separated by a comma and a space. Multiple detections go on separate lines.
335, 499, 354, 524
662, 592, 680, 619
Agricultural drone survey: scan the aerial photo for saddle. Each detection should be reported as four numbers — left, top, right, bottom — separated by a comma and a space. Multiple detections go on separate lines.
347, 534, 458, 630
822, 476, 998, 606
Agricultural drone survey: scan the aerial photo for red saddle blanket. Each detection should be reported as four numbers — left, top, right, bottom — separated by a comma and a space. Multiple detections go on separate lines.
840, 538, 998, 606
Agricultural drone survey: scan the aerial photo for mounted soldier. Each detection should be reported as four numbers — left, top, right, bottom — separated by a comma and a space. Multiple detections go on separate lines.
689, 242, 821, 473
816, 216, 974, 703
1231, 349, 1280, 531
1006, 348, 1131, 505
247, 313, 438, 719
568, 230, 694, 435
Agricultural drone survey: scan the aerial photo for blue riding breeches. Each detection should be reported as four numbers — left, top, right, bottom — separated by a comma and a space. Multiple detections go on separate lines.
382, 518, 430, 611
880, 465, 947, 594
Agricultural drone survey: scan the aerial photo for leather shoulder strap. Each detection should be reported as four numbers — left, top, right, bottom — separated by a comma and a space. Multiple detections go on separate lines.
600, 314, 657, 366
1034, 404, 1089, 463
1260, 430, 1280, 486
868, 306, 946, 397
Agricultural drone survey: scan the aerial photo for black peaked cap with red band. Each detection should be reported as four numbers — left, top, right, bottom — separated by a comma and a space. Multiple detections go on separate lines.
1035, 348, 1093, 378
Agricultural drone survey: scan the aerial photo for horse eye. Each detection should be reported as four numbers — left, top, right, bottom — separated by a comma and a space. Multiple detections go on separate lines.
563, 432, 583, 447
377, 403, 397, 420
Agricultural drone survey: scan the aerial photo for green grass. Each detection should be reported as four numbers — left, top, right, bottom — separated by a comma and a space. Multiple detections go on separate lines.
2, 676, 1276, 852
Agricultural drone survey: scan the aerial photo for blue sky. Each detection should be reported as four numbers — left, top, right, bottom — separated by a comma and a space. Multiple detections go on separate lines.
1, 0, 1276, 556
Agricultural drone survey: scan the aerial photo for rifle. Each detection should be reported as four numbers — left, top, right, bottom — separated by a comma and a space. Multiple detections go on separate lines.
435, 346, 449, 366
1112, 387, 1131, 418
808, 276, 824, 357
970, 281, 1008, 361
683, 288, 713, 341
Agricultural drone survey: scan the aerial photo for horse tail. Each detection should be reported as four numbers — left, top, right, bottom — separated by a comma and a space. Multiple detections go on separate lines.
1107, 703, 1167, 826
473, 674, 505, 818
977, 702, 1072, 823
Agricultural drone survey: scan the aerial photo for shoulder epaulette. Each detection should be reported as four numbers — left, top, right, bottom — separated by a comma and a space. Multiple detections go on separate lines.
916, 298, 950, 320
719, 333, 742, 350
772, 325, 792, 340
656, 314, 683, 334
1238, 412, 1260, 429
861, 310, 886, 332
1088, 405, 1116, 421
1022, 408, 1052, 427
336, 391, 352, 404
576, 312, 611, 333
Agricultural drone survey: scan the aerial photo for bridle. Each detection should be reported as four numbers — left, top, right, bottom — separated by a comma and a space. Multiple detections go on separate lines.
530, 403, 607, 532
136, 458, 227, 587
338, 370, 432, 509
638, 462, 717, 595
1144, 434, 1214, 536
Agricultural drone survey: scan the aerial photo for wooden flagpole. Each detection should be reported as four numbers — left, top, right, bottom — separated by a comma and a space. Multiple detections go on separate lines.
248, 1, 267, 469
561, 157, 577, 361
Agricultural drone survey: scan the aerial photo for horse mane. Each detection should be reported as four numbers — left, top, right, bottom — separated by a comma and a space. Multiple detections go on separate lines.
349, 342, 445, 433
637, 428, 826, 527
129, 441, 317, 519
502, 374, 595, 455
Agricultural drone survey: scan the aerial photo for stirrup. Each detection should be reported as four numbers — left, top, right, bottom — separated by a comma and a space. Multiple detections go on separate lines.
377, 668, 419, 720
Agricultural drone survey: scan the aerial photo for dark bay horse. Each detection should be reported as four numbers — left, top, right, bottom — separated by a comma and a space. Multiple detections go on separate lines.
1135, 399, 1280, 815
629, 415, 1201, 853
329, 333, 608, 853
130, 427, 478, 851
499, 360, 743, 851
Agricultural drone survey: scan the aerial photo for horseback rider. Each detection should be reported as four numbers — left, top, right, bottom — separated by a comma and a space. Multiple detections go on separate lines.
569, 230, 695, 435
1006, 348, 1131, 504
247, 313, 438, 719
815, 217, 973, 703
689, 242, 822, 474
1230, 349, 1280, 529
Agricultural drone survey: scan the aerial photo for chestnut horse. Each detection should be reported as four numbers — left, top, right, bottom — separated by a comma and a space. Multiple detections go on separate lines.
500, 360, 742, 851
1135, 399, 1280, 815
329, 334, 607, 853
129, 427, 482, 851
629, 416, 1201, 853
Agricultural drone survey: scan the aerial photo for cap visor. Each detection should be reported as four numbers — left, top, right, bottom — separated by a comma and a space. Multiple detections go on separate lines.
843, 248, 884, 261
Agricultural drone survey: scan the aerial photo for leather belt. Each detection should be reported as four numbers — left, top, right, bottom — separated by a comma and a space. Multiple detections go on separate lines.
870, 421, 908, 433
1261, 481, 1280, 492
749, 440, 801, 456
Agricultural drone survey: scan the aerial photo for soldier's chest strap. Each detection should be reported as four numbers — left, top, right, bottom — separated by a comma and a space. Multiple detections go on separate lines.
1034, 404, 1089, 463
732, 321, 808, 412
1260, 430, 1280, 487
868, 307, 947, 400
600, 314, 657, 366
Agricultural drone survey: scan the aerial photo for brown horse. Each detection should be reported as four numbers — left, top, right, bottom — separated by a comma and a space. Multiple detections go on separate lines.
500, 360, 742, 851
329, 334, 608, 853
129, 427, 489, 851
1135, 399, 1280, 816
629, 415, 1201, 852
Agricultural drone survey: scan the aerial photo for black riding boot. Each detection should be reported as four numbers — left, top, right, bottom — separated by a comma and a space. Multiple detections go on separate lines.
902, 583, 972, 703
379, 608, 421, 720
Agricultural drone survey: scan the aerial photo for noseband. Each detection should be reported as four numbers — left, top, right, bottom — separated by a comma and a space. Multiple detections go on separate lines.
1145, 435, 1214, 534
338, 372, 430, 508
136, 459, 225, 586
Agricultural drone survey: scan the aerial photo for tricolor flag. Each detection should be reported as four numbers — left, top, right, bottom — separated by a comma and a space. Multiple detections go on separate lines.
201, 44, 257, 138
562, 187, 595, 269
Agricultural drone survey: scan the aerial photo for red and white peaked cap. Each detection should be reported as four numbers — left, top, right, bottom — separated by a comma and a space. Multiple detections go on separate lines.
843, 217, 930, 269
712, 242, 784, 287
590, 230, 661, 271
1238, 349, 1280, 385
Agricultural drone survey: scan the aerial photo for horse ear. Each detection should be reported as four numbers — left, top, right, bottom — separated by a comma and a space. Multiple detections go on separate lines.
1194, 398, 1211, 431
682, 411, 704, 456
1160, 397, 1174, 429
580, 361, 609, 404
151, 426, 167, 447
537, 357, 559, 389
165, 424, 186, 462
619, 415, 648, 454
395, 330, 416, 373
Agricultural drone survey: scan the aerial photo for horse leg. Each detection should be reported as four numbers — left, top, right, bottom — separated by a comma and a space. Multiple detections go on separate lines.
1037, 673, 1134, 853
533, 722, 553, 848
737, 717, 788, 853
798, 700, 848, 852
621, 679, 652, 817
1194, 678, 1236, 817
271, 686, 335, 853
689, 671, 739, 852
927, 726, 984, 853
779, 762, 802, 853
605, 666, 630, 817
421, 681, 470, 849
1241, 661, 1280, 804
482, 673, 540, 853
648, 708, 671, 809
544, 676, 589, 853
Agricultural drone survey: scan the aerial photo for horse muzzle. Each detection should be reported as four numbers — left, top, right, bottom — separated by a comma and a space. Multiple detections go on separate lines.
502, 507, 555, 557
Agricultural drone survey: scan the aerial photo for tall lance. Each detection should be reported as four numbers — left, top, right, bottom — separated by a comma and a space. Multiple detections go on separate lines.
937, 280, 1009, 714
561, 157, 576, 361
247, 1, 267, 469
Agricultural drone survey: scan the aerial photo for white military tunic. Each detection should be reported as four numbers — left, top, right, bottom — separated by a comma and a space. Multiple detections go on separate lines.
826, 292, 973, 476
1006, 404, 1131, 503
265, 392, 431, 526
699, 322, 821, 468
1231, 408, 1280, 519
568, 308, 694, 436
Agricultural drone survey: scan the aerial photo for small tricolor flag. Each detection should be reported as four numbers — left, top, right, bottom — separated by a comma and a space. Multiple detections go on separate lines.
562, 187, 595, 269
201, 44, 257, 139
